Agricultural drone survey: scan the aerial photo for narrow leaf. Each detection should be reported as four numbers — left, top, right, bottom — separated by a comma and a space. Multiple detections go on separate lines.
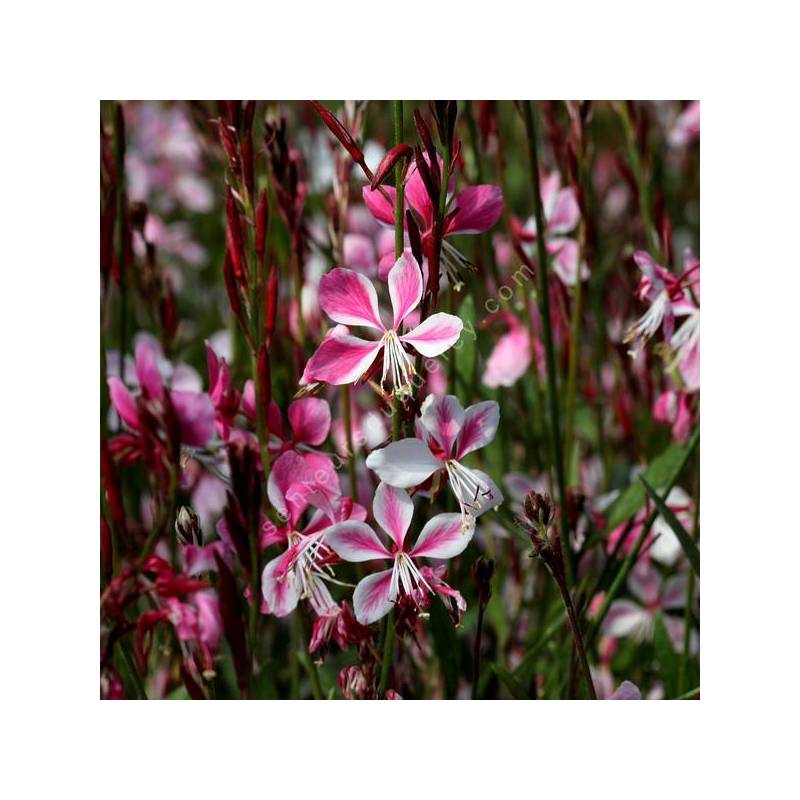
640, 475, 700, 576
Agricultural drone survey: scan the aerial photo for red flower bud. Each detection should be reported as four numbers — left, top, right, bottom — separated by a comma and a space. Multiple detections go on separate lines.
310, 101, 372, 180
370, 144, 413, 191
264, 267, 278, 340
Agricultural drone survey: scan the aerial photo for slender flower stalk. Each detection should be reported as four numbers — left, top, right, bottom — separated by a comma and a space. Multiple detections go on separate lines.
521, 100, 574, 585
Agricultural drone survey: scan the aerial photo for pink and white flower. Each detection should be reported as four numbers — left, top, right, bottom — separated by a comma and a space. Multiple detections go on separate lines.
302, 253, 462, 394
601, 561, 697, 652
513, 172, 588, 287
325, 483, 474, 625
365, 394, 503, 522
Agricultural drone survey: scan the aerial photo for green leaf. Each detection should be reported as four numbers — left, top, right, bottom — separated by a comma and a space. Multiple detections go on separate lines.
653, 612, 680, 698
492, 663, 529, 700
605, 436, 692, 530
429, 595, 459, 698
454, 295, 476, 392
640, 475, 700, 576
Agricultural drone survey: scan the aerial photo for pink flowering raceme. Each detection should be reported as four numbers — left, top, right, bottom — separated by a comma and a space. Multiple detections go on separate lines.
366, 394, 503, 522
302, 253, 463, 394
513, 171, 588, 286
362, 158, 503, 289
325, 483, 474, 625
108, 338, 215, 448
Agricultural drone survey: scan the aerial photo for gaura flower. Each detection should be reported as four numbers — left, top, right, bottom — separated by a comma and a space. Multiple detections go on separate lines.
513, 172, 588, 287
624, 249, 699, 356
108, 338, 215, 448
362, 158, 503, 290
481, 311, 543, 389
302, 253, 462, 394
325, 482, 474, 625
365, 394, 503, 522
601, 561, 698, 653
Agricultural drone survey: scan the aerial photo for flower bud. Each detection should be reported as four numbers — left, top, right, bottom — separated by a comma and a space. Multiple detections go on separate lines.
175, 505, 201, 546
523, 491, 554, 529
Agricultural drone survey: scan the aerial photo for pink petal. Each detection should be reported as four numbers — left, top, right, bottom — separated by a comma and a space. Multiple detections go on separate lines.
410, 513, 473, 559
373, 482, 413, 550
171, 391, 216, 446
400, 312, 463, 357
482, 326, 531, 389
447, 185, 503, 234
318, 268, 385, 330
661, 575, 689, 610
326, 521, 391, 562
420, 394, 465, 456
267, 451, 313, 527
302, 451, 342, 506
365, 438, 441, 489
302, 328, 383, 386
404, 161, 435, 230
362, 185, 397, 227
135, 338, 164, 399
288, 398, 331, 446
454, 400, 499, 460
547, 187, 580, 234
107, 377, 139, 431
601, 600, 649, 638
352, 568, 395, 625
627, 562, 660, 607
261, 554, 300, 617
343, 233, 377, 275
549, 238, 588, 286
388, 252, 423, 329
540, 172, 561, 219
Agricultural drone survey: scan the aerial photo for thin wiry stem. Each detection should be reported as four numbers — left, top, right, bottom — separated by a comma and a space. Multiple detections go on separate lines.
521, 100, 574, 585
378, 608, 395, 697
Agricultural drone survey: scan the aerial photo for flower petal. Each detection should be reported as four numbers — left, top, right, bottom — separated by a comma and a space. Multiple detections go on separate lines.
170, 391, 216, 446
261, 553, 300, 617
410, 513, 473, 559
362, 185, 397, 227
388, 252, 423, 329
627, 562, 660, 607
135, 338, 164, 399
373, 482, 414, 550
108, 377, 139, 431
609, 681, 642, 700
365, 438, 441, 489
447, 185, 503, 234
302, 328, 382, 386
267, 451, 313, 526
318, 268, 384, 330
288, 398, 331, 446
352, 568, 395, 625
420, 394, 465, 456
326, 520, 392, 562
454, 401, 499, 460
404, 161, 435, 230
400, 312, 463, 357
601, 600, 649, 638
547, 187, 580, 234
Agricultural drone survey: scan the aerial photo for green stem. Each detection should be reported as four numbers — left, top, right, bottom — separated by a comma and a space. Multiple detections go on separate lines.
521, 101, 574, 586
563, 226, 586, 480
342, 386, 358, 497
393, 100, 404, 259
378, 608, 395, 697
552, 569, 596, 699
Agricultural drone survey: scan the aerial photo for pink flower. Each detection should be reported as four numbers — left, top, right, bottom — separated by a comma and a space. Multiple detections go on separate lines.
482, 312, 543, 388
362, 159, 503, 289
624, 249, 698, 356
108, 338, 215, 447
513, 172, 588, 286
365, 394, 503, 521
325, 483, 474, 625
601, 561, 697, 652
653, 389, 692, 443
668, 101, 700, 147
302, 253, 463, 394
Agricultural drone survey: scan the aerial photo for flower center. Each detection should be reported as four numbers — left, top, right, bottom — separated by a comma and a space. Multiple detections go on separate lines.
445, 460, 496, 523
381, 329, 416, 395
